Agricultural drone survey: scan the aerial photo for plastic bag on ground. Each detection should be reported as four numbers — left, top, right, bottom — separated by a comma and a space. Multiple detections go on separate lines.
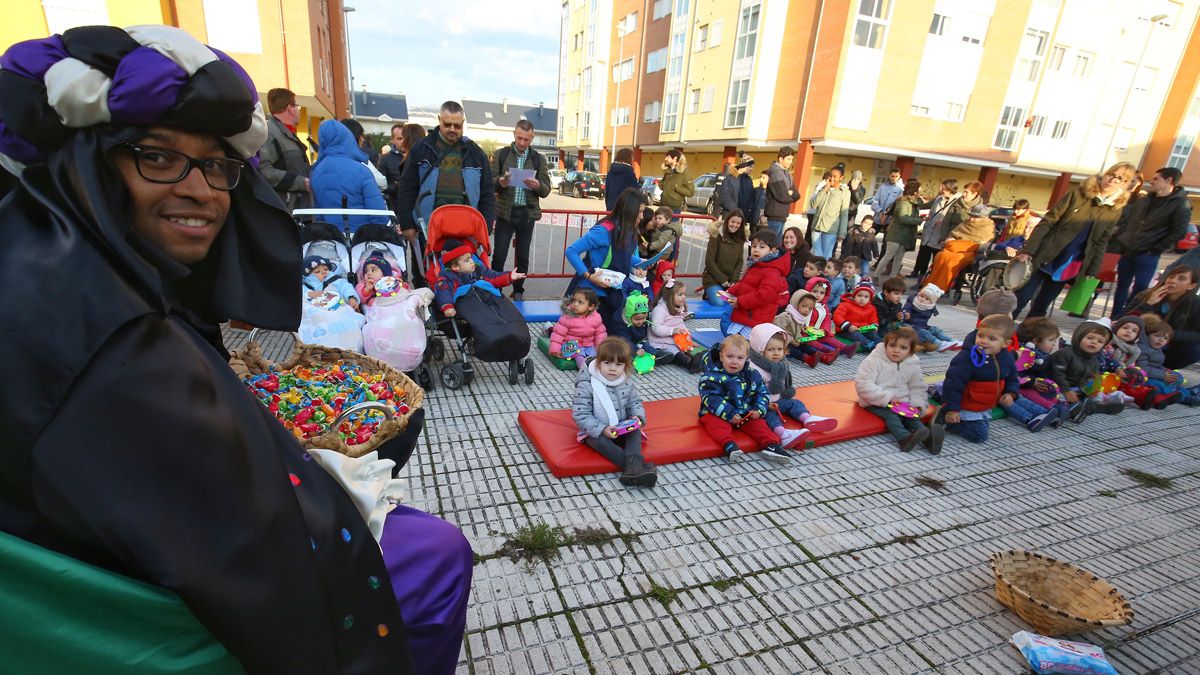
1011, 631, 1118, 675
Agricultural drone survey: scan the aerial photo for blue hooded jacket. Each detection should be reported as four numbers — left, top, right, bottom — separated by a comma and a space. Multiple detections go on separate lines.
310, 120, 389, 233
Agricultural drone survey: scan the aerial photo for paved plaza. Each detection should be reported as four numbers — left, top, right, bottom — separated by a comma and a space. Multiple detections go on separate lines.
227, 290, 1200, 674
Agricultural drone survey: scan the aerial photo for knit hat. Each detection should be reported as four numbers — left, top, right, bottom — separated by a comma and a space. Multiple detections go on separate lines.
440, 238, 474, 266
969, 204, 993, 218
851, 282, 875, 297
976, 289, 1017, 317
736, 153, 755, 170
303, 255, 335, 275
361, 255, 392, 277
1112, 315, 1145, 339
623, 291, 650, 325
1071, 318, 1113, 350
919, 284, 944, 301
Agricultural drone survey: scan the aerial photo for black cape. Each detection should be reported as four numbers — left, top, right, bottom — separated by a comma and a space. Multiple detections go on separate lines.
0, 127, 412, 673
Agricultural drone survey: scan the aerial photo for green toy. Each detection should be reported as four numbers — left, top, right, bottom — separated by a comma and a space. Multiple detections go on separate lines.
633, 352, 656, 374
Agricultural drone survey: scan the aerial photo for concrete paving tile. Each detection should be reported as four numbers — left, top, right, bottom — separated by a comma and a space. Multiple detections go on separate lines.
466, 556, 563, 632
572, 599, 705, 674
466, 614, 588, 675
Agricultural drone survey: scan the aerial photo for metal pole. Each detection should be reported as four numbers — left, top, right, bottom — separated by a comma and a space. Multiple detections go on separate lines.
343, 5, 357, 117
1104, 14, 1167, 169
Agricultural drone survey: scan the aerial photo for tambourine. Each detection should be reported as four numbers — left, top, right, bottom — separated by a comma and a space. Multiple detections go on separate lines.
889, 401, 921, 418
308, 290, 343, 310
561, 340, 581, 359
1003, 257, 1033, 290
674, 332, 694, 352
633, 352, 656, 374
374, 275, 403, 297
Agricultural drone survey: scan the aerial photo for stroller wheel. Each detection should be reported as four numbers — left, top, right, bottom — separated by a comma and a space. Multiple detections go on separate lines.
523, 357, 536, 385
440, 364, 466, 390
415, 364, 435, 392
507, 360, 520, 385
461, 363, 475, 386
428, 338, 446, 362
971, 265, 1005, 304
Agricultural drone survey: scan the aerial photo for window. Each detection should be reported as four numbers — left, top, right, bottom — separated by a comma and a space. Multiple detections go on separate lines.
581, 111, 590, 138
662, 92, 680, 132
725, 78, 750, 127
668, 31, 685, 80
702, 86, 715, 112
647, 47, 667, 73
572, 32, 583, 51
944, 102, 964, 121
557, 115, 564, 141
1072, 52, 1092, 78
853, 0, 891, 49
610, 107, 630, 126
643, 100, 661, 122
586, 20, 595, 59
674, 0, 689, 16
1029, 114, 1047, 136
689, 88, 700, 113
961, 34, 981, 45
695, 24, 708, 51
618, 11, 637, 35
583, 67, 592, 100
204, 0, 263, 54
1048, 45, 1065, 71
612, 58, 634, 82
1017, 29, 1048, 81
993, 105, 1025, 150
910, 105, 930, 116
734, 4, 761, 59
653, 0, 669, 20
1133, 65, 1158, 94
1167, 134, 1194, 169
1051, 119, 1071, 140
929, 13, 947, 36
710, 19, 723, 47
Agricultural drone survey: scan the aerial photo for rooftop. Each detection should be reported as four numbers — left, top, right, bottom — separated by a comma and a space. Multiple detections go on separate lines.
351, 91, 409, 122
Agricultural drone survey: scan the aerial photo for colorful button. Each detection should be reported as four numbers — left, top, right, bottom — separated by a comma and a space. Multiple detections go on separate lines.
289, 473, 301, 486
368, 575, 380, 590
343, 615, 354, 629
377, 624, 388, 637
341, 528, 352, 542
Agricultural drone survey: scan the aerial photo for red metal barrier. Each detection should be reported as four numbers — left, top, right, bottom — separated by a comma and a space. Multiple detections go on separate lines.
524, 209, 718, 280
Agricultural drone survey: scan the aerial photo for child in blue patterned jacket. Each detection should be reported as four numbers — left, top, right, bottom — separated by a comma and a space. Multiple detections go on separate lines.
697, 335, 790, 464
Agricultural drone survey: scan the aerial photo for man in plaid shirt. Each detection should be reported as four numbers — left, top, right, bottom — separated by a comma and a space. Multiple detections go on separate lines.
492, 119, 551, 301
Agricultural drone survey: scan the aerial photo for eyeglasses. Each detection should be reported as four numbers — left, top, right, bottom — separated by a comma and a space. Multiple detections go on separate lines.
1103, 173, 1128, 184
121, 143, 244, 191
287, 103, 301, 110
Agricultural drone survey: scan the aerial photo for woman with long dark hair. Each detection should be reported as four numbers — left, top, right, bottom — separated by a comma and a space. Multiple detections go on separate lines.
1127, 265, 1200, 369
567, 187, 648, 333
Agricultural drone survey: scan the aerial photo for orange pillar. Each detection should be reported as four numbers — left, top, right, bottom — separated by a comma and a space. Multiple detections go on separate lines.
1048, 171, 1072, 209
977, 166, 999, 202
723, 145, 738, 168
632, 146, 642, 176
790, 141, 814, 215
599, 147, 610, 173
576, 149, 585, 172
895, 156, 916, 181
558, 149, 566, 169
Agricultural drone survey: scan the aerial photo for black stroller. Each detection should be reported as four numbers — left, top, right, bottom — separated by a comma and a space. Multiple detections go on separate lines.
424, 205, 534, 390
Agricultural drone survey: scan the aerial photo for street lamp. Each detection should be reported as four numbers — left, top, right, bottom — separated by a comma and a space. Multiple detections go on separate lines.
343, 5, 356, 117
1105, 12, 1169, 168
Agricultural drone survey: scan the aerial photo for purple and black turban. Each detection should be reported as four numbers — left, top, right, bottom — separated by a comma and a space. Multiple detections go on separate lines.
0, 24, 267, 171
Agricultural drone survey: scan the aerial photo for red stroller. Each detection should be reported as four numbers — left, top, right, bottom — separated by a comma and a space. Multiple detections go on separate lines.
425, 205, 534, 389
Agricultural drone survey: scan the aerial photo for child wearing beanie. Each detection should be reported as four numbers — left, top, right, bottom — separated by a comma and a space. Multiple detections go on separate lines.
433, 239, 524, 317
902, 283, 962, 352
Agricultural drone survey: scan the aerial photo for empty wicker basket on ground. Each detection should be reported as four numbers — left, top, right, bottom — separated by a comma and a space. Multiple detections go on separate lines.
990, 549, 1134, 636
229, 340, 425, 466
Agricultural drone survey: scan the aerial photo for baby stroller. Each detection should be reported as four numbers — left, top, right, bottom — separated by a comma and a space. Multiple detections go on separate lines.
295, 208, 438, 390
425, 204, 534, 390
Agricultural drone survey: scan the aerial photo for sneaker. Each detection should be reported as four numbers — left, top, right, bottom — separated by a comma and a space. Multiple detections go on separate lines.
672, 351, 691, 367
619, 457, 657, 488
1182, 394, 1200, 407
1025, 407, 1058, 433
818, 351, 838, 365
936, 341, 955, 352
779, 427, 810, 449
898, 426, 931, 452
688, 353, 706, 374
723, 442, 745, 462
760, 444, 791, 464
947, 341, 964, 351
841, 341, 858, 357
1153, 392, 1181, 409
1067, 400, 1090, 424
924, 423, 945, 455
802, 414, 838, 433
512, 292, 524, 302
803, 353, 818, 368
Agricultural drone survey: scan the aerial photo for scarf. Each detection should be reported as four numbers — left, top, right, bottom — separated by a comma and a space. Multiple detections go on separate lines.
588, 359, 624, 425
748, 350, 791, 396
785, 304, 811, 327
743, 249, 783, 272
912, 295, 936, 312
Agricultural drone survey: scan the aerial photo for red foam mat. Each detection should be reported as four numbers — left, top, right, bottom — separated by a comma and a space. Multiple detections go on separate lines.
518, 380, 886, 478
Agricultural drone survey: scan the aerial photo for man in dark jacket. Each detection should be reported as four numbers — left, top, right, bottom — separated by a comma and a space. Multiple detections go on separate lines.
395, 100, 496, 238
1110, 167, 1192, 318
765, 147, 802, 238
258, 87, 312, 212
492, 120, 552, 300
604, 147, 639, 210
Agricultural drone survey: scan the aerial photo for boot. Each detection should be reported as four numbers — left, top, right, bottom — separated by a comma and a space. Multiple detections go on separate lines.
803, 353, 818, 368
923, 422, 945, 455
819, 351, 838, 365
1066, 400, 1090, 424
841, 341, 858, 357
672, 351, 691, 367
620, 456, 657, 488
1121, 384, 1154, 410
1153, 391, 1181, 409
1090, 398, 1125, 415
687, 352, 706, 374
921, 341, 939, 353
898, 427, 930, 452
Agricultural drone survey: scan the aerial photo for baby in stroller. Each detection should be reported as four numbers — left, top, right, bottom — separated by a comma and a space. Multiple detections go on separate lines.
434, 239, 525, 316
303, 255, 360, 310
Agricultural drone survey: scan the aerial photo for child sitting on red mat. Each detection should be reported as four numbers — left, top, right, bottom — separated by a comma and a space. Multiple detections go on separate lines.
698, 335, 791, 464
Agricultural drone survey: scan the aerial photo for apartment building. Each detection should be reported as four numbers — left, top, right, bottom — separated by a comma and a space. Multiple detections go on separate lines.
558, 0, 1200, 213
1, 0, 352, 151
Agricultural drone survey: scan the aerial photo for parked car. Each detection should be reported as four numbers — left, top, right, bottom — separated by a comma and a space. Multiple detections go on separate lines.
684, 173, 719, 214
639, 176, 662, 204
558, 171, 605, 199
548, 169, 566, 190
1178, 222, 1199, 252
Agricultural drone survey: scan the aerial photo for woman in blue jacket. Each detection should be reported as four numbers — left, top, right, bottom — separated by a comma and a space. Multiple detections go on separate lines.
567, 187, 647, 334
310, 119, 390, 233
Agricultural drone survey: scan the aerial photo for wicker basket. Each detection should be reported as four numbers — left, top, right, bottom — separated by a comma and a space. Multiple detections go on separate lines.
230, 339, 424, 459
990, 549, 1133, 636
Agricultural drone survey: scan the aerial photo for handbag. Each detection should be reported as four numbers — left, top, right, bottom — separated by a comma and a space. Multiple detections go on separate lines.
1059, 276, 1101, 315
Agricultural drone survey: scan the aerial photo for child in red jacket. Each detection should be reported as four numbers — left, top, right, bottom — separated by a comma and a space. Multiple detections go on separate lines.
724, 229, 790, 337
833, 282, 881, 352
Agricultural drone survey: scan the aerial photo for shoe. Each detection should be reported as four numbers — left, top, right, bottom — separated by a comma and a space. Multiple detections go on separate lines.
511, 292, 524, 302
803, 353, 818, 368
819, 351, 838, 365
672, 351, 691, 367
1182, 394, 1200, 407
619, 457, 657, 488
688, 353, 706, 374
841, 341, 858, 357
1025, 407, 1058, 433
760, 444, 791, 464
1067, 400, 1090, 424
1095, 400, 1125, 415
935, 341, 954, 352
924, 423, 945, 455
948, 341, 964, 351
1049, 409, 1065, 430
802, 414, 838, 433
898, 426, 931, 452
778, 427, 810, 449
1153, 392, 1181, 409
723, 442, 745, 462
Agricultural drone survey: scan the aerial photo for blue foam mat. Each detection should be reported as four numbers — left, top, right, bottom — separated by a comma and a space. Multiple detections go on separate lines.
692, 329, 726, 347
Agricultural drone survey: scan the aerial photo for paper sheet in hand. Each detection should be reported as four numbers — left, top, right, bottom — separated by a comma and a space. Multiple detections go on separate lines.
635, 241, 673, 269
508, 168, 536, 185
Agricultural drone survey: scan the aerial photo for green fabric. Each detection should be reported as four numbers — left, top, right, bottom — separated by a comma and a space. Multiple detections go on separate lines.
0, 530, 244, 675
537, 335, 578, 370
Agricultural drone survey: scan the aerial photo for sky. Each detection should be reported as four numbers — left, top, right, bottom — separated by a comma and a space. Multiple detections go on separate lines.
344, 0, 562, 110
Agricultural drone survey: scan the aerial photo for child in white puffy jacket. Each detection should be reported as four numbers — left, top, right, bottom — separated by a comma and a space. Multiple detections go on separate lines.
855, 326, 942, 454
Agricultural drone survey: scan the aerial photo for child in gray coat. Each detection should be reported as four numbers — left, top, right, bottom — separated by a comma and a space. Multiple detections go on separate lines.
572, 337, 657, 487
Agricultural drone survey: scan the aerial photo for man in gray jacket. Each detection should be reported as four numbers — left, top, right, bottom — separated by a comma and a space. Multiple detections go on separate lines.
258, 88, 312, 212
764, 147, 802, 238
1110, 166, 1193, 317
